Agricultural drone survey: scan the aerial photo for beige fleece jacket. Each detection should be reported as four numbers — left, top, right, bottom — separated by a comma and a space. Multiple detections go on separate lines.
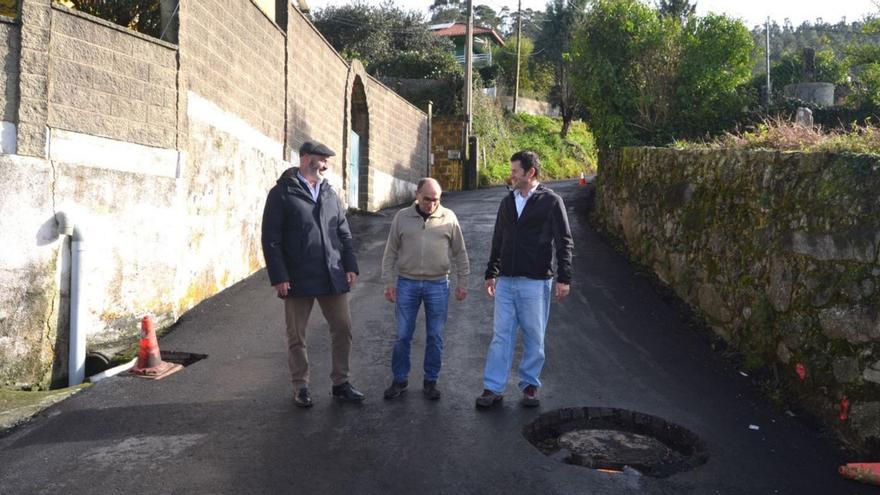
381, 203, 470, 288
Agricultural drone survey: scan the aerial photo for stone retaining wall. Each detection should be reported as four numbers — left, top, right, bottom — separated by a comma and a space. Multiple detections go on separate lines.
594, 147, 880, 447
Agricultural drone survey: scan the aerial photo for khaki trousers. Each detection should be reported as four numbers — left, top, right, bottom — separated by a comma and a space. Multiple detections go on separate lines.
283, 293, 352, 389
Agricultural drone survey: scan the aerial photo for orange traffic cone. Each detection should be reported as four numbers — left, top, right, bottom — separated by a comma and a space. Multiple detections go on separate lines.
129, 316, 182, 380
579, 172, 587, 185
840, 463, 880, 486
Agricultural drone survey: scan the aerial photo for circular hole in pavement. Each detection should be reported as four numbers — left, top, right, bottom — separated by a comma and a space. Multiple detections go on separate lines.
522, 407, 708, 478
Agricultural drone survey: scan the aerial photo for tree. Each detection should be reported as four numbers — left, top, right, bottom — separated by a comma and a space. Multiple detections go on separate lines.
58, 0, 161, 37
846, 14, 880, 108
494, 37, 552, 98
768, 49, 848, 88
535, 0, 588, 138
505, 8, 546, 39
676, 14, 754, 136
571, 0, 753, 148
313, 3, 460, 80
474, 4, 505, 32
657, 0, 696, 20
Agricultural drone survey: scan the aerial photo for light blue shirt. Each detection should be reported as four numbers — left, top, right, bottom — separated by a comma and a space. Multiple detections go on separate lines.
514, 183, 539, 218
297, 172, 321, 202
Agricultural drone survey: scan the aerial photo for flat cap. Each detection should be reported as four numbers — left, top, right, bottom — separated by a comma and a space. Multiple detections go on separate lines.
299, 141, 335, 157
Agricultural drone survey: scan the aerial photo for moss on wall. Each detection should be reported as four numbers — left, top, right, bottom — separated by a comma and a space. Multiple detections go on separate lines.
595, 147, 880, 450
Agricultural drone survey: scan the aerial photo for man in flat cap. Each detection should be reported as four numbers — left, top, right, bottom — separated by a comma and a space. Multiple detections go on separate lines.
261, 140, 365, 407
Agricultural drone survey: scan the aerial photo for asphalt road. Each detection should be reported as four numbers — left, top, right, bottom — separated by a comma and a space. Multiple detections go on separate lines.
1, 180, 876, 494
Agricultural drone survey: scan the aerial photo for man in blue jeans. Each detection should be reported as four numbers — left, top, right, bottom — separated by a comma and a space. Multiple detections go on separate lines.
381, 178, 470, 400
477, 150, 573, 408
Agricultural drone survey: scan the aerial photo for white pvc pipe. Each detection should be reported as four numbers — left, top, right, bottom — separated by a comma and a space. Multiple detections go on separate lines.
69, 232, 85, 386
89, 357, 137, 383
56, 212, 86, 387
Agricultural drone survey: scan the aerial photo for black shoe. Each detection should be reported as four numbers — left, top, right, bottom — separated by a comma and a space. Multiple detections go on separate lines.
383, 380, 408, 400
294, 387, 313, 408
520, 385, 540, 408
332, 382, 365, 403
422, 380, 441, 400
475, 389, 503, 408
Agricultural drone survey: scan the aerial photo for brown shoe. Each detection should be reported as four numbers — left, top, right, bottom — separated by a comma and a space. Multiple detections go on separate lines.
475, 389, 503, 408
521, 385, 539, 408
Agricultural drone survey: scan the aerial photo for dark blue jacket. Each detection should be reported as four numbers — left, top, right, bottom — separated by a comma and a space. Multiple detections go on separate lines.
484, 184, 573, 284
261, 167, 359, 297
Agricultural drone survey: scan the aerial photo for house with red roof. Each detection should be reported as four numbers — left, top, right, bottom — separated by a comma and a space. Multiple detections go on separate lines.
430, 22, 505, 67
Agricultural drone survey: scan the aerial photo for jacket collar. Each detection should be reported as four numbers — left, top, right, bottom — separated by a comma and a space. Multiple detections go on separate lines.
279, 167, 328, 193
510, 182, 546, 198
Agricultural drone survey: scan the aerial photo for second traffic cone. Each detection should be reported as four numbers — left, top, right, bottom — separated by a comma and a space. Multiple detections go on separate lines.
579, 172, 587, 185
839, 463, 880, 486
129, 316, 182, 380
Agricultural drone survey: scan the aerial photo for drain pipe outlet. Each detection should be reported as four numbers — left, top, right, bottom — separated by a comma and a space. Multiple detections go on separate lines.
56, 212, 86, 387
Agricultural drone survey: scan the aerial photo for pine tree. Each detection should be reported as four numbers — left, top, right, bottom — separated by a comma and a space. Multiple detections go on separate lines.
657, 0, 696, 19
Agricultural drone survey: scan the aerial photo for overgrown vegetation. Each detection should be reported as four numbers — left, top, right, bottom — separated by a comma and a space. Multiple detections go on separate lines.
0, 0, 15, 18
472, 93, 596, 185
493, 37, 553, 100
55, 0, 163, 38
570, 0, 754, 149
675, 118, 880, 154
312, 3, 461, 80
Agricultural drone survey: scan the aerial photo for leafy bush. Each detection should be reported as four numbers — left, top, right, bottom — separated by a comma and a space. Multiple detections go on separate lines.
570, 0, 753, 149
473, 93, 596, 185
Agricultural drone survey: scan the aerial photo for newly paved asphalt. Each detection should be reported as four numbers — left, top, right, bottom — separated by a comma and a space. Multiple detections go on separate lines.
1, 180, 876, 494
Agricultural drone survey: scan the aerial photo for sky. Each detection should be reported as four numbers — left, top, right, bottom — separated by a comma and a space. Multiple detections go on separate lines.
304, 0, 879, 28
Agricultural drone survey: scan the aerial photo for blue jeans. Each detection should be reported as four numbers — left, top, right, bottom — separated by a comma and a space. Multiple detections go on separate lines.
392, 277, 450, 382
483, 277, 552, 393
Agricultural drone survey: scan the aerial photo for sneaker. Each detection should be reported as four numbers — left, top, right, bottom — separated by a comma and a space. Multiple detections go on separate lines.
294, 387, 313, 408
383, 380, 408, 400
475, 389, 503, 408
422, 380, 441, 400
521, 385, 539, 408
332, 382, 365, 403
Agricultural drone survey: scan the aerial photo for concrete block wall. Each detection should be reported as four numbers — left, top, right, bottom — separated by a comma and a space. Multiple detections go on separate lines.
182, 0, 286, 145
287, 7, 347, 159
364, 75, 428, 210
0, 0, 429, 388
48, 5, 178, 149
0, 19, 19, 125
16, 0, 50, 156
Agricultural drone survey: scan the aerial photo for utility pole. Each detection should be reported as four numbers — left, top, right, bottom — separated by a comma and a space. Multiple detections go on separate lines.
765, 16, 772, 108
513, 0, 522, 114
465, 0, 474, 136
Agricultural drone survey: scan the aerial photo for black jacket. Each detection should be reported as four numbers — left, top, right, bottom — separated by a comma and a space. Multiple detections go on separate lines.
484, 184, 573, 284
261, 167, 359, 297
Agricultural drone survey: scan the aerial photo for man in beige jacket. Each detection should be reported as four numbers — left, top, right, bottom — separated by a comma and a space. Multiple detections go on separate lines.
381, 178, 469, 400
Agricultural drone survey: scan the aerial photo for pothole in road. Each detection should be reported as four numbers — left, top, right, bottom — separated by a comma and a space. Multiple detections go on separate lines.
523, 407, 708, 477
160, 350, 208, 367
